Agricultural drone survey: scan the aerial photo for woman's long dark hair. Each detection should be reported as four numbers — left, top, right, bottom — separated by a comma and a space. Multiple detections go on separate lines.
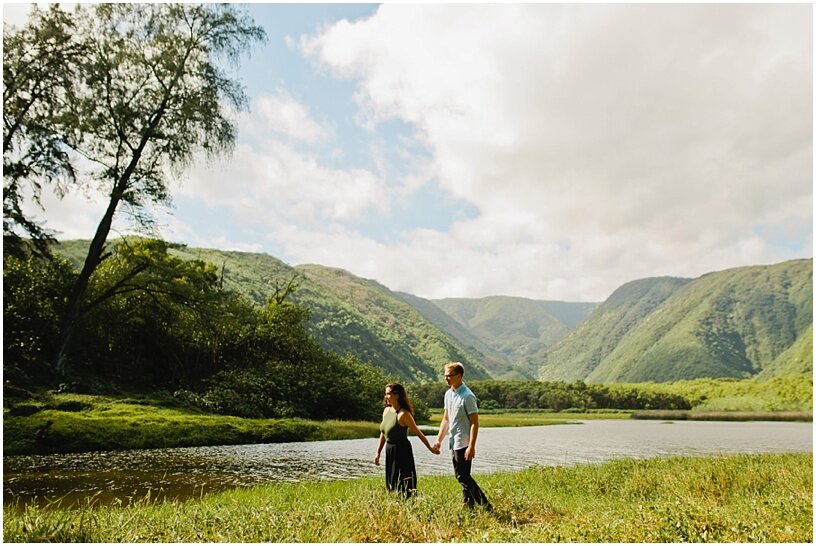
385, 382, 414, 415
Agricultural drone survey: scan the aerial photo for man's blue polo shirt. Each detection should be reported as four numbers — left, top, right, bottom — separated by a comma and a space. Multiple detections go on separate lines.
444, 382, 479, 450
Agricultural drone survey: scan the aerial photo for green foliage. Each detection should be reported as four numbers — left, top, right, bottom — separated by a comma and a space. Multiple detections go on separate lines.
3, 253, 76, 382
411, 379, 689, 411
411, 376, 812, 412
192, 296, 390, 421
4, 454, 811, 542
7, 238, 390, 423
4, 3, 266, 374
654, 375, 813, 412
139, 244, 496, 383
3, 3, 266, 222
69, 239, 229, 387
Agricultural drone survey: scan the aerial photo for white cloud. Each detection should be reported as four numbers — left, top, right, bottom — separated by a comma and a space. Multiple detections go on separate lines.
251, 91, 329, 144
174, 138, 391, 229
293, 3, 812, 300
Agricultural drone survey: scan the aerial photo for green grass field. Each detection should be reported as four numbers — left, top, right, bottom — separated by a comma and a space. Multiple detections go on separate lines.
3, 453, 811, 542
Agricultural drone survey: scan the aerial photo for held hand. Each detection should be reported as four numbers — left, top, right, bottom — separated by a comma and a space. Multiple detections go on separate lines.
430, 445, 440, 455
432, 440, 441, 452
464, 446, 475, 461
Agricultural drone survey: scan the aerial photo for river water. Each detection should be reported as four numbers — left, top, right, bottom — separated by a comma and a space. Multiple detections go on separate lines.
3, 419, 811, 509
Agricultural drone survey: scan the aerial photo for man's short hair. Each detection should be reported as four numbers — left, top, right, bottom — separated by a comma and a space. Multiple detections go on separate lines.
445, 362, 465, 376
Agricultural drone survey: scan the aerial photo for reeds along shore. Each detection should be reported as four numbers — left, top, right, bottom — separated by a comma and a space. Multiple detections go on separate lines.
3, 452, 812, 543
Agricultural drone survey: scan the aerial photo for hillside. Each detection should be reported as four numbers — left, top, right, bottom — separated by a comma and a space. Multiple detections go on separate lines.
54, 241, 491, 382
759, 325, 813, 379
291, 264, 492, 381
428, 296, 598, 379
395, 293, 533, 379
53, 241, 812, 385
536, 277, 692, 381
539, 260, 813, 383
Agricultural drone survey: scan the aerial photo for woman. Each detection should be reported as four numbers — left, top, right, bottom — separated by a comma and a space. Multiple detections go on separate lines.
373, 382, 439, 498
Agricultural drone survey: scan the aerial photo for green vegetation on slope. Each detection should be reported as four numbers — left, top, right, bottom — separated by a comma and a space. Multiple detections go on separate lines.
432, 295, 597, 378
537, 277, 691, 381
589, 260, 812, 383
54, 241, 491, 383
54, 242, 812, 386
10, 240, 388, 423
539, 261, 812, 383
759, 324, 813, 379
395, 292, 530, 379
4, 454, 811, 542
294, 264, 491, 381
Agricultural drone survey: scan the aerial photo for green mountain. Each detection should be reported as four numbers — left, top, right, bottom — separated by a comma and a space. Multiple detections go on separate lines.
290, 263, 492, 381
539, 260, 813, 383
53, 241, 812, 385
431, 296, 598, 378
395, 293, 534, 379
536, 277, 692, 381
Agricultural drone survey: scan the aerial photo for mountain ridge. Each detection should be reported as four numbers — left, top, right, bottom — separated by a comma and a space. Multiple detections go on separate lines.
53, 240, 812, 384
540, 260, 812, 383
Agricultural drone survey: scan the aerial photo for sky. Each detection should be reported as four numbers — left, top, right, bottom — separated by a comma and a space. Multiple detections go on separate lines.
3, 2, 813, 302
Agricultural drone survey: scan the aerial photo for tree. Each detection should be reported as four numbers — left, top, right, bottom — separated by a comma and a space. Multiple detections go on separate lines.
3, 5, 84, 257
3, 252, 76, 383
3, 4, 266, 374
74, 238, 230, 387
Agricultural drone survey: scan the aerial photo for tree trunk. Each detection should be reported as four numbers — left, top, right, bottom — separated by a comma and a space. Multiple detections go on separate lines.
54, 99, 164, 376
54, 185, 124, 376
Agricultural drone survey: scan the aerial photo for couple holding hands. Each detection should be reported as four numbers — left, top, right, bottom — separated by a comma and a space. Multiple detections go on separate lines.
373, 362, 492, 510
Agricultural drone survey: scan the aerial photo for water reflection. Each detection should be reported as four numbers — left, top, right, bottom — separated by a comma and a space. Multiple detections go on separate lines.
4, 420, 811, 509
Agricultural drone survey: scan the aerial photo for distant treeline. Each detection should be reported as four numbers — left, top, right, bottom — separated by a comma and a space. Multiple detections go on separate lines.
411, 380, 691, 411
4, 239, 389, 422
409, 375, 813, 412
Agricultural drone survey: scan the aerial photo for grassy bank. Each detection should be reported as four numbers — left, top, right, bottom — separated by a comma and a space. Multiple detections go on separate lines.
4, 453, 811, 542
3, 393, 381, 456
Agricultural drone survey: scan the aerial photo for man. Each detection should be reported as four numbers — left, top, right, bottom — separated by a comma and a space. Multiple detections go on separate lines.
432, 362, 492, 510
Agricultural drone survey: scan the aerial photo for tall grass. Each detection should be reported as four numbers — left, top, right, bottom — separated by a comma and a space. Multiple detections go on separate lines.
4, 453, 811, 542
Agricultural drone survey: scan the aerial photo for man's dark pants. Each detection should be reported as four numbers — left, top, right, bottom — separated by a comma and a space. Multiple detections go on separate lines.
452, 447, 491, 508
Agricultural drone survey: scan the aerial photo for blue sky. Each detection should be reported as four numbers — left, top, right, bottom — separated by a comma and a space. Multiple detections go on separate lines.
4, 3, 813, 302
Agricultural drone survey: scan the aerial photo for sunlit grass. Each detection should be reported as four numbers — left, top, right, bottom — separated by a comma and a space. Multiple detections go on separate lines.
3, 393, 381, 455
4, 453, 810, 542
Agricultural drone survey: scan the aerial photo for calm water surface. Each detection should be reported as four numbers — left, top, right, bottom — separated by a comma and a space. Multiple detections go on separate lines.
4, 419, 811, 508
